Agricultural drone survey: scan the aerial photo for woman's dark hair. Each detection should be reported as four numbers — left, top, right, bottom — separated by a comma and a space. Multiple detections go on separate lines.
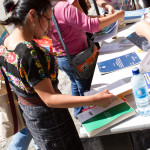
0, 0, 51, 26
78, 0, 88, 15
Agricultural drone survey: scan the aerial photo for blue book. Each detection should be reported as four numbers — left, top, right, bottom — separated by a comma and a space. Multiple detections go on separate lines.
123, 8, 147, 23
143, 72, 150, 89
97, 52, 141, 75
127, 32, 148, 50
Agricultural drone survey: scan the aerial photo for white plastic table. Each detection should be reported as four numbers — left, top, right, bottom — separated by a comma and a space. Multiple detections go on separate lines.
80, 23, 150, 138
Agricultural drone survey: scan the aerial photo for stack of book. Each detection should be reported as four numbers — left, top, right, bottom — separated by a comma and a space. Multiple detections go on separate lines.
123, 8, 147, 24
77, 97, 136, 138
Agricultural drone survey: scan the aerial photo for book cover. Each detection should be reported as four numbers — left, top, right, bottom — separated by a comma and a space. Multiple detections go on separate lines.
97, 52, 141, 75
143, 72, 150, 89
84, 77, 132, 98
123, 8, 147, 23
92, 21, 118, 42
127, 32, 148, 50
77, 97, 136, 138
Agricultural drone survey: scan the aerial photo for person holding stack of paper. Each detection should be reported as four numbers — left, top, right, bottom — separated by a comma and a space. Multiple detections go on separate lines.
49, 0, 125, 119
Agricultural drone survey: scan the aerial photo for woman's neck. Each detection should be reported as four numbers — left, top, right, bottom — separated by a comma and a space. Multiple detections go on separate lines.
4, 27, 34, 50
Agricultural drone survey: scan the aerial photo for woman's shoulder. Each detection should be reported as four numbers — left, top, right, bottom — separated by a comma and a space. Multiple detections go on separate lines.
16, 41, 37, 52
15, 41, 40, 58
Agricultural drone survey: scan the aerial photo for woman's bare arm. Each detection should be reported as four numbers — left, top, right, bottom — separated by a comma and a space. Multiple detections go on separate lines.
97, 10, 125, 30
34, 78, 116, 108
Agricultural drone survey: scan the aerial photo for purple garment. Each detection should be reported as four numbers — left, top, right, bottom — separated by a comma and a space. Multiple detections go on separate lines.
50, 1, 99, 56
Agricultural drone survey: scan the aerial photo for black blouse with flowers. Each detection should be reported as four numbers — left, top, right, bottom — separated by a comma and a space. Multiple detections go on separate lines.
0, 41, 59, 101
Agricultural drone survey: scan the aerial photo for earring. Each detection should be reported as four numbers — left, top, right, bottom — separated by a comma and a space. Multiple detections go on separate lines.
33, 23, 35, 27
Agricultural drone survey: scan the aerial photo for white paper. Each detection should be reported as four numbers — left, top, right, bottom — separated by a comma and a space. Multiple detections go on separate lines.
93, 21, 118, 42
77, 98, 124, 123
99, 43, 122, 52
84, 79, 131, 96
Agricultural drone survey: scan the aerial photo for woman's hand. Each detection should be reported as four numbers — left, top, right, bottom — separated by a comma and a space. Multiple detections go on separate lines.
105, 4, 115, 14
115, 10, 125, 25
135, 21, 148, 37
92, 89, 117, 108
135, 21, 150, 42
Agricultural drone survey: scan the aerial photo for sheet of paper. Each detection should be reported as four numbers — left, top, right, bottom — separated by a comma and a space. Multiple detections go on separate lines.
77, 98, 124, 123
84, 80, 126, 96
99, 43, 122, 52
93, 21, 118, 42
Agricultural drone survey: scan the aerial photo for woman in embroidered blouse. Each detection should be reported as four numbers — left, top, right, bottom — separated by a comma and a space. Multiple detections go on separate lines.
0, 0, 116, 149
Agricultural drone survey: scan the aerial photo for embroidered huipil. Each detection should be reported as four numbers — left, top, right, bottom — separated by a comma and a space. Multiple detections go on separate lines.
0, 41, 58, 105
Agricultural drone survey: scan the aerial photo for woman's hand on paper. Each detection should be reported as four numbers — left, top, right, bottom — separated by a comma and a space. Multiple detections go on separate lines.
93, 89, 117, 108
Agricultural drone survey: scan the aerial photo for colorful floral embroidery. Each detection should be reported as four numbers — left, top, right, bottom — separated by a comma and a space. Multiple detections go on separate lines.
7, 52, 16, 63
19, 66, 28, 81
30, 49, 46, 79
0, 45, 5, 55
0, 41, 58, 96
53, 51, 63, 56
23, 41, 33, 49
0, 45, 18, 66
2, 67, 33, 93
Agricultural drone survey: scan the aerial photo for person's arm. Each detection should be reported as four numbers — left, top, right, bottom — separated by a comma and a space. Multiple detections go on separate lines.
21, 43, 116, 108
135, 21, 150, 42
97, 10, 125, 30
63, 4, 124, 33
96, 0, 115, 14
34, 78, 116, 108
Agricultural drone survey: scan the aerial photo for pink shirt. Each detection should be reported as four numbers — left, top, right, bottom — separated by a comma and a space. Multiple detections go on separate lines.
50, 1, 99, 56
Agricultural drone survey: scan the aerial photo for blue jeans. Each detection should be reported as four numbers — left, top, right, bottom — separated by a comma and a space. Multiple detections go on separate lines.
56, 55, 94, 117
7, 127, 39, 150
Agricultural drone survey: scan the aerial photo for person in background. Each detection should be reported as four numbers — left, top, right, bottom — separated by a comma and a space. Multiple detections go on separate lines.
135, 21, 150, 41
78, 0, 115, 15
77, 0, 115, 48
104, 0, 135, 10
49, 0, 124, 118
130, 20, 150, 150
7, 127, 39, 150
0, 0, 116, 149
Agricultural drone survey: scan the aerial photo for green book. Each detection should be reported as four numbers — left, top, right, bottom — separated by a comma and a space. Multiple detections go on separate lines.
77, 97, 136, 138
